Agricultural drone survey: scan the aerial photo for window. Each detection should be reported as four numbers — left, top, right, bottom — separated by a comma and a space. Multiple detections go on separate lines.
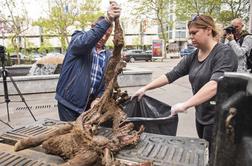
175, 22, 186, 30
175, 31, 186, 38
169, 31, 173, 39
169, 15, 173, 22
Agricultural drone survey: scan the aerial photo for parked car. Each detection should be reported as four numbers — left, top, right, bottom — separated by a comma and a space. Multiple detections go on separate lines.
145, 50, 152, 54
180, 45, 197, 57
122, 49, 152, 62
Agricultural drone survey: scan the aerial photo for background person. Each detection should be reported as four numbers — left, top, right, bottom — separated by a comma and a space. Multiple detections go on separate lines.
225, 18, 252, 72
55, 2, 121, 121
132, 15, 238, 152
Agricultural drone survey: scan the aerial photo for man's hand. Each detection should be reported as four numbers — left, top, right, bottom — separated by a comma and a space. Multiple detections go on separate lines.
226, 33, 235, 41
106, 1, 121, 23
90, 98, 100, 109
131, 87, 146, 101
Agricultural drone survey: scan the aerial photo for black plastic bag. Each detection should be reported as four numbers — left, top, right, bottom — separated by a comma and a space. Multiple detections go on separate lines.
122, 95, 178, 136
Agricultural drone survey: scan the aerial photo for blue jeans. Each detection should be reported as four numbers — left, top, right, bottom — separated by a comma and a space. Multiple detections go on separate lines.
57, 102, 80, 121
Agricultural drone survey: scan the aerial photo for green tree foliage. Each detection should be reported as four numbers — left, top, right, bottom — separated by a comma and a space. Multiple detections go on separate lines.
1, 0, 29, 64
38, 39, 53, 55
33, 0, 102, 53
6, 42, 15, 53
129, 0, 170, 58
132, 36, 140, 47
175, 0, 250, 25
77, 0, 103, 30
33, 0, 78, 53
220, 0, 250, 25
175, 0, 222, 21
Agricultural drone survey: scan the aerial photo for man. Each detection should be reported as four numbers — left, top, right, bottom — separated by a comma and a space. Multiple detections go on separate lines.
55, 2, 121, 121
226, 18, 252, 72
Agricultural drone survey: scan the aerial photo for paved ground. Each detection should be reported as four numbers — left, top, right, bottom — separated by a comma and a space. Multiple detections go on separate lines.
0, 57, 197, 138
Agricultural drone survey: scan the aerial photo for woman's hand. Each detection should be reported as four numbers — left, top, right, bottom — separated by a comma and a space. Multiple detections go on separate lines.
131, 75, 169, 101
170, 102, 188, 116
131, 87, 146, 101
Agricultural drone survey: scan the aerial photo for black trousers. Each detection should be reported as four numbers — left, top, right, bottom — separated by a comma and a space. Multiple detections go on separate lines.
196, 120, 214, 154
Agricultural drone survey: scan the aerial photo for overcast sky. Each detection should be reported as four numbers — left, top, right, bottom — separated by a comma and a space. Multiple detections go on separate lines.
23, 0, 127, 20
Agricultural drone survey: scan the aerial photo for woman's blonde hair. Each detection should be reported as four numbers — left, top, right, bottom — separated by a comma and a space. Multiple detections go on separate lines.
187, 15, 218, 37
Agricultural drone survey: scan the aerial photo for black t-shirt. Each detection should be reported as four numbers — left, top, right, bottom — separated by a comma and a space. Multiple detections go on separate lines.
166, 43, 238, 125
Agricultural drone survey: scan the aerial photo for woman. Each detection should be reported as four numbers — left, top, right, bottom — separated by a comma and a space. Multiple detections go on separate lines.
132, 15, 238, 150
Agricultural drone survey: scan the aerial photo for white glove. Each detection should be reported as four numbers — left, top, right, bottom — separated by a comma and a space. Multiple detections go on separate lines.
131, 87, 146, 101
170, 102, 188, 116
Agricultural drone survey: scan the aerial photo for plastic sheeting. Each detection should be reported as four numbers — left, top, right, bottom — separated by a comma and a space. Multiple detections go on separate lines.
122, 95, 178, 136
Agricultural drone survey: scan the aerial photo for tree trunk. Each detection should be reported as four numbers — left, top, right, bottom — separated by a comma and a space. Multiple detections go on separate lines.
14, 18, 148, 166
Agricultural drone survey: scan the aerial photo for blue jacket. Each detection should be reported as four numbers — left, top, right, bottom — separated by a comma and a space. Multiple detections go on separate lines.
55, 19, 112, 113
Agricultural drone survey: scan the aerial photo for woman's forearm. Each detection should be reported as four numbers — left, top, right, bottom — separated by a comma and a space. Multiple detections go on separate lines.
143, 75, 169, 91
184, 80, 217, 109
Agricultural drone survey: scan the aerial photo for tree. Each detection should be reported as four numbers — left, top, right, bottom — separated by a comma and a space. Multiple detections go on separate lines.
37, 44, 47, 55
219, 0, 250, 25
175, 0, 222, 21
33, 0, 78, 53
132, 36, 141, 48
77, 0, 103, 30
175, 0, 250, 26
33, 0, 103, 53
129, 0, 170, 58
38, 39, 53, 55
1, 0, 29, 64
